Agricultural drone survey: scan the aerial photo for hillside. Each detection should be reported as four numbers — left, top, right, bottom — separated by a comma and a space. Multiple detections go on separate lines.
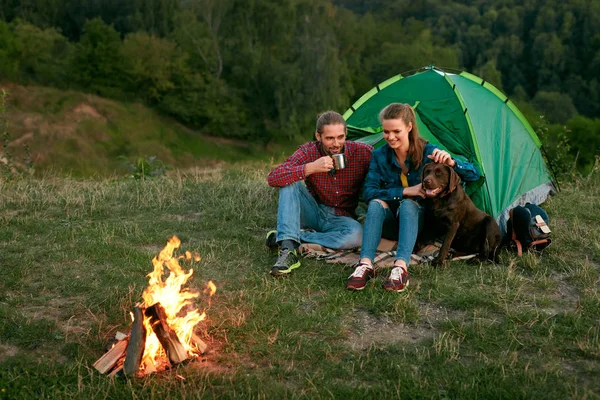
1, 83, 280, 177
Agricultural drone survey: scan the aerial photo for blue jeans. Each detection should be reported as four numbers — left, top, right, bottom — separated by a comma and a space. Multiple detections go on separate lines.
276, 182, 363, 249
359, 199, 424, 264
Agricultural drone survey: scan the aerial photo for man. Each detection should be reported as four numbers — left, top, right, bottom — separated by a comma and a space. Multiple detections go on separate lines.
266, 111, 373, 276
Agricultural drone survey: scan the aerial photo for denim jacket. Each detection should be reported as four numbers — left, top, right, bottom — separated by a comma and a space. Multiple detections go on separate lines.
363, 143, 480, 204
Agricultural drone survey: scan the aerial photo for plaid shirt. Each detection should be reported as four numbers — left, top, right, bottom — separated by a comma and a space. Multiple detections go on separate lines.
268, 141, 373, 217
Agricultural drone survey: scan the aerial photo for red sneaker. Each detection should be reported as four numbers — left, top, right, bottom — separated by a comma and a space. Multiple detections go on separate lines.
346, 263, 374, 291
383, 266, 409, 292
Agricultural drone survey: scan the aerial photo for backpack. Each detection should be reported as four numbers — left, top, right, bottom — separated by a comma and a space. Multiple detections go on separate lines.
507, 203, 552, 256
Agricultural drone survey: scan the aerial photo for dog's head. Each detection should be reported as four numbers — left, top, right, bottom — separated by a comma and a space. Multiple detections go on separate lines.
421, 163, 461, 197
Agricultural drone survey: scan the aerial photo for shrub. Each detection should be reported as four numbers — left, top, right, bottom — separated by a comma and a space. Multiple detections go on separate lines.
119, 155, 170, 180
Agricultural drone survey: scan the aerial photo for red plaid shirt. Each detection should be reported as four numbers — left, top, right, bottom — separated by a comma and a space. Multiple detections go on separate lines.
268, 141, 373, 217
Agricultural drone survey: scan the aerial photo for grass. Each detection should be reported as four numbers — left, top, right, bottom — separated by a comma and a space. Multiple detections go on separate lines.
0, 165, 599, 399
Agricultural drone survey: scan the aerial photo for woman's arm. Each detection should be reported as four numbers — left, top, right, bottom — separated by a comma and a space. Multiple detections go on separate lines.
426, 145, 480, 182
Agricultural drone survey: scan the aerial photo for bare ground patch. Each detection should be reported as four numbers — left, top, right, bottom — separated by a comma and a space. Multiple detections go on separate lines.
0, 343, 20, 362
18, 296, 96, 339
140, 245, 164, 255
345, 308, 435, 350
418, 301, 467, 328
538, 274, 581, 316
72, 103, 106, 122
187, 339, 246, 375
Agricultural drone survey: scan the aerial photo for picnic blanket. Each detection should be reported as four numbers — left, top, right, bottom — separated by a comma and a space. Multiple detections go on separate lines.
297, 238, 477, 269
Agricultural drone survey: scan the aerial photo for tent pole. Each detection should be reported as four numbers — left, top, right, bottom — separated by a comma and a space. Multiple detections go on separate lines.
540, 145, 561, 192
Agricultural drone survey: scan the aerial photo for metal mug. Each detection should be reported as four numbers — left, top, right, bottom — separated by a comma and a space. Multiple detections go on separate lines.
331, 153, 346, 170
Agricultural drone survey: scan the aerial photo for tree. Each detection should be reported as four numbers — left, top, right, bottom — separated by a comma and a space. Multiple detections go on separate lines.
0, 20, 19, 81
366, 29, 460, 84
566, 115, 600, 172
530, 32, 565, 92
128, 0, 179, 37
462, 24, 493, 71
532, 91, 577, 124
170, 0, 232, 78
222, 0, 362, 142
159, 71, 250, 139
476, 60, 503, 91
494, 35, 524, 94
71, 18, 124, 98
494, 7, 522, 36
120, 32, 180, 102
13, 21, 73, 87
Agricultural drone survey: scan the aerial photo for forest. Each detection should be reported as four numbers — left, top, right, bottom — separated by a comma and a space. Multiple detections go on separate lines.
0, 0, 599, 173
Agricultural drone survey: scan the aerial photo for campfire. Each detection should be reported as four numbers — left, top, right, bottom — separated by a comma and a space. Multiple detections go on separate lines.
93, 236, 215, 377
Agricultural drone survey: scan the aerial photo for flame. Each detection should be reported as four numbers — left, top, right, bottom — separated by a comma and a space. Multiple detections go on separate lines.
138, 236, 216, 371
205, 281, 216, 297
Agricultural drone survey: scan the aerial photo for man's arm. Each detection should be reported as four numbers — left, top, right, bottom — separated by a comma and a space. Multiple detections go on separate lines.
267, 146, 334, 187
304, 157, 334, 176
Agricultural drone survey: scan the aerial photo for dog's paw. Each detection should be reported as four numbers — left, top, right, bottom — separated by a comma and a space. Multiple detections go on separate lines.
431, 256, 446, 268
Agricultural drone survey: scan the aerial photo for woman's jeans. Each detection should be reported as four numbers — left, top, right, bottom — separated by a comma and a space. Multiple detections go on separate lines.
276, 182, 363, 249
359, 199, 424, 264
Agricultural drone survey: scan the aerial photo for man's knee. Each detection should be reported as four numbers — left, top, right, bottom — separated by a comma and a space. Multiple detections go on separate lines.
327, 219, 363, 249
280, 181, 302, 194
339, 224, 363, 249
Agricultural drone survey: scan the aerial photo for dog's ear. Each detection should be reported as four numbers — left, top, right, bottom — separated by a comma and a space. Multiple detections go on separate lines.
445, 164, 461, 194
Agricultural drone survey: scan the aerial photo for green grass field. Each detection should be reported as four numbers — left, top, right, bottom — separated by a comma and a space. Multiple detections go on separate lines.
0, 165, 599, 399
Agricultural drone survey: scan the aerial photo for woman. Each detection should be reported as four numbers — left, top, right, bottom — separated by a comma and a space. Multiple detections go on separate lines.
346, 103, 480, 292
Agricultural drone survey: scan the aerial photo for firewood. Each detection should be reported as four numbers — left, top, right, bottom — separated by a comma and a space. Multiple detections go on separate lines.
115, 331, 128, 341
145, 303, 188, 364
108, 363, 124, 377
123, 306, 146, 376
191, 333, 208, 354
93, 338, 129, 374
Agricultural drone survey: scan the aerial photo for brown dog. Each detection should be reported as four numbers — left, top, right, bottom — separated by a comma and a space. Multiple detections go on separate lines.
421, 163, 501, 267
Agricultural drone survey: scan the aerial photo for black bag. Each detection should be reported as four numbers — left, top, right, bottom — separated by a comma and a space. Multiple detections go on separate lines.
507, 203, 552, 256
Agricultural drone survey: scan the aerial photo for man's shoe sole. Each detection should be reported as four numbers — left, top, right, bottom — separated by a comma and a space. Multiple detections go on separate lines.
270, 260, 301, 276
265, 230, 278, 250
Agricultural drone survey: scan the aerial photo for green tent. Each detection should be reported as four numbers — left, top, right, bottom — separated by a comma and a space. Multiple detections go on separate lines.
343, 66, 556, 234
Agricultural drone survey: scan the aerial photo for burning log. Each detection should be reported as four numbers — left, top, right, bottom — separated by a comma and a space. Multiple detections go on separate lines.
123, 306, 146, 376
94, 237, 216, 377
93, 338, 129, 374
145, 303, 188, 365
191, 333, 208, 354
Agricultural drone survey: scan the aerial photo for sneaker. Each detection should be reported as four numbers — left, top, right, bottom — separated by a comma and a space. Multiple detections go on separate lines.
346, 263, 374, 291
270, 249, 301, 276
265, 230, 278, 250
383, 266, 409, 292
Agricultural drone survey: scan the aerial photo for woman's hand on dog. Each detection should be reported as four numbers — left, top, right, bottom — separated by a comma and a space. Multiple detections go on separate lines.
427, 149, 456, 167
404, 184, 426, 199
